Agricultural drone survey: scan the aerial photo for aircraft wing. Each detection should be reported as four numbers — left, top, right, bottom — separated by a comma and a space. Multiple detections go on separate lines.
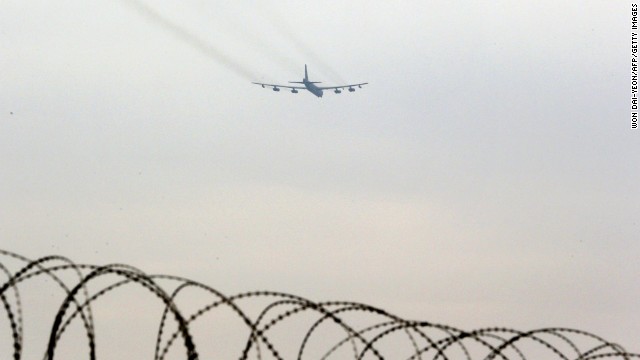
318, 82, 368, 90
252, 82, 306, 90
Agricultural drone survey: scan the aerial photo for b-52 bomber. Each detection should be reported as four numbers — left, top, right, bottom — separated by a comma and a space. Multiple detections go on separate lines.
252, 65, 368, 98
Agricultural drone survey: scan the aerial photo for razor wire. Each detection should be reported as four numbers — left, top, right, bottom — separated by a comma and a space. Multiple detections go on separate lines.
0, 249, 637, 360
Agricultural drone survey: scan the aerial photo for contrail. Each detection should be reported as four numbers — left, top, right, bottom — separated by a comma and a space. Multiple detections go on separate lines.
121, 0, 257, 80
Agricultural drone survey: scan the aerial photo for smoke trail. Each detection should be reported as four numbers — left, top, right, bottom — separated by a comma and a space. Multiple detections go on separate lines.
185, 0, 302, 77
121, 0, 257, 80
256, 4, 347, 83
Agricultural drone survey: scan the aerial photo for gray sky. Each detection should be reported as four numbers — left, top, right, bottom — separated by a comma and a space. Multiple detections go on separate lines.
1, 0, 638, 356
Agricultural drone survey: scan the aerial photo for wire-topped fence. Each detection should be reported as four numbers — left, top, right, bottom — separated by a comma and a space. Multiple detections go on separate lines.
0, 249, 637, 359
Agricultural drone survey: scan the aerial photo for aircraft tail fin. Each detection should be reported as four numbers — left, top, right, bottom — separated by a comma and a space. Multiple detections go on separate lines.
291, 65, 321, 83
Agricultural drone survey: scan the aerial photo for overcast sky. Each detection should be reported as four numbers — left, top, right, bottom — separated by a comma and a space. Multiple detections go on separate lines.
1, 0, 639, 356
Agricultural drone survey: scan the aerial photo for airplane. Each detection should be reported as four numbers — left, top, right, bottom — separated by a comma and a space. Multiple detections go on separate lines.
252, 65, 368, 98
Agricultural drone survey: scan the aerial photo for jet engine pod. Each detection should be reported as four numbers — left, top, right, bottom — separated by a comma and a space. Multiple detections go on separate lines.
272, 87, 280, 92
291, 89, 298, 93
334, 89, 342, 94
348, 87, 355, 92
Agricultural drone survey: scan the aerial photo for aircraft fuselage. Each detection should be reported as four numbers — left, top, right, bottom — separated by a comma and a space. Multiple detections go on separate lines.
304, 81, 323, 98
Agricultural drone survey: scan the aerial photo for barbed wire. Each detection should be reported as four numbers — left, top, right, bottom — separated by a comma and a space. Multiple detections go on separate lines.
0, 249, 637, 360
